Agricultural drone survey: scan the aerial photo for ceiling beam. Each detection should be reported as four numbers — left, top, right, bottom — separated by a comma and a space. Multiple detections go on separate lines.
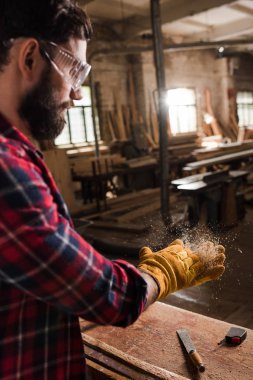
229, 3, 253, 17
184, 17, 253, 41
118, 0, 236, 39
88, 39, 253, 61
182, 18, 209, 29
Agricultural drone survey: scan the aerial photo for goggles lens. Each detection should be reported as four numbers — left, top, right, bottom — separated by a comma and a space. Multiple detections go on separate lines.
40, 41, 91, 91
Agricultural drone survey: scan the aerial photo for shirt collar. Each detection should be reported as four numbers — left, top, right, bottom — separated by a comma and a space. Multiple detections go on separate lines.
0, 112, 43, 157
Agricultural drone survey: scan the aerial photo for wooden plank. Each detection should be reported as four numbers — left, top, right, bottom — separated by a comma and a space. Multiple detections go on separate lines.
83, 332, 188, 380
193, 140, 253, 161
86, 358, 129, 380
83, 197, 159, 222
184, 148, 253, 171
76, 189, 179, 222
116, 199, 161, 222
177, 181, 207, 191
204, 88, 222, 136
172, 170, 230, 187
71, 154, 126, 176
228, 88, 239, 141
144, 130, 158, 149
80, 303, 253, 380
113, 89, 127, 140
81, 220, 149, 233
149, 94, 159, 145
105, 188, 161, 207
126, 156, 157, 168
106, 111, 117, 141
73, 189, 162, 219
122, 105, 131, 139
128, 69, 138, 125
171, 173, 206, 186
169, 133, 199, 145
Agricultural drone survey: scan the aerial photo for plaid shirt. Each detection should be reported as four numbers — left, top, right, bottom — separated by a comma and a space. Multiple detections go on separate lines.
0, 113, 147, 380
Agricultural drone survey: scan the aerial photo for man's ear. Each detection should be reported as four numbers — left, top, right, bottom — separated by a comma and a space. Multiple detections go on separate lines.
18, 39, 42, 82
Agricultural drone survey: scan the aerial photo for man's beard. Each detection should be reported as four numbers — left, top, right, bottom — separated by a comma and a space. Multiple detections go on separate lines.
18, 66, 69, 141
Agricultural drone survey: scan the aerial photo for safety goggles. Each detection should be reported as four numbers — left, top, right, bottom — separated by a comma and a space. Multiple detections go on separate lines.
39, 40, 91, 91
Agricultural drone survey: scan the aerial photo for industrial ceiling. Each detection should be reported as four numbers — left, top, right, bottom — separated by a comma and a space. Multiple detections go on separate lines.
80, 0, 253, 54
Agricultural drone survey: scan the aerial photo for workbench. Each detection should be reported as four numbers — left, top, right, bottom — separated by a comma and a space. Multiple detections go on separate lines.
80, 302, 253, 380
171, 170, 248, 228
72, 162, 158, 210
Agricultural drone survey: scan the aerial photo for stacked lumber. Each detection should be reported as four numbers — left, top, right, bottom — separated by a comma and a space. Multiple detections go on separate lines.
202, 88, 240, 142
192, 139, 253, 161
74, 188, 188, 255
123, 155, 157, 168
228, 88, 239, 141
104, 68, 146, 144
104, 107, 130, 142
202, 89, 222, 137
148, 91, 159, 146
146, 90, 173, 148
149, 132, 201, 162
167, 132, 201, 157
74, 187, 185, 224
103, 69, 171, 150
69, 154, 126, 176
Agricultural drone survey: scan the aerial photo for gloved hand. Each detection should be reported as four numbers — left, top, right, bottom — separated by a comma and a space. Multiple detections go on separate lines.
137, 239, 225, 299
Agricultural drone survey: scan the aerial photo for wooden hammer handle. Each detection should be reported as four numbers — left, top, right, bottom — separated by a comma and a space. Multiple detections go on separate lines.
189, 351, 205, 372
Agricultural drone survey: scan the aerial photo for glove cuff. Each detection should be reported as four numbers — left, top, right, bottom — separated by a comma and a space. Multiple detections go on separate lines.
138, 268, 162, 298
138, 256, 178, 298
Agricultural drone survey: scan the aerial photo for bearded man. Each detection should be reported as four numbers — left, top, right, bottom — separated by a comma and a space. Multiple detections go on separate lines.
0, 1, 225, 379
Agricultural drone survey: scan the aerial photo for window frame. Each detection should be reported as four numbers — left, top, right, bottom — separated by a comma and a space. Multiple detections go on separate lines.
54, 85, 101, 147
236, 90, 253, 128
165, 87, 198, 136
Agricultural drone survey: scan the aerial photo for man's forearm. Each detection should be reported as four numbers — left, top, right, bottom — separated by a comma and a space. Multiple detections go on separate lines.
140, 272, 159, 310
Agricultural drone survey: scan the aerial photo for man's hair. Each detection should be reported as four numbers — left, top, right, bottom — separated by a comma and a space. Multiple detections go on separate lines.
0, 0, 92, 68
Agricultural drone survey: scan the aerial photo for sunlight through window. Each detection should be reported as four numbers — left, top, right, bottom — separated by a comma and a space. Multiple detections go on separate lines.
166, 88, 197, 135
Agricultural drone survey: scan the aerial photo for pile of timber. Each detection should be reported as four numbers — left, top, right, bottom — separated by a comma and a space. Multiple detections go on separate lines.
120, 155, 157, 168
73, 188, 187, 256
103, 69, 145, 144
167, 133, 201, 158
69, 153, 126, 177
150, 133, 201, 163
192, 139, 253, 161
201, 88, 239, 141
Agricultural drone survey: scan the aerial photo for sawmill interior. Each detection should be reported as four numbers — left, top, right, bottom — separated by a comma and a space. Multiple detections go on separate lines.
6, 0, 253, 378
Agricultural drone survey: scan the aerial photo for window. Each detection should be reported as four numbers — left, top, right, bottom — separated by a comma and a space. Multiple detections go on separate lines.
236, 91, 253, 128
55, 86, 100, 146
166, 88, 197, 135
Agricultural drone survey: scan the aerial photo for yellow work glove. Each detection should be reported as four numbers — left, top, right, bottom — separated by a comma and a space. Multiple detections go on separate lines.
137, 239, 225, 299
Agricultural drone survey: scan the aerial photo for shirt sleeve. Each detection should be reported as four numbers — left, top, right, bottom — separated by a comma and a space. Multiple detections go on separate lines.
0, 146, 148, 327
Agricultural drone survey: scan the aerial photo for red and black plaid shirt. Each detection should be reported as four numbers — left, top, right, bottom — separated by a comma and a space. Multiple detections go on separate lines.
0, 113, 147, 379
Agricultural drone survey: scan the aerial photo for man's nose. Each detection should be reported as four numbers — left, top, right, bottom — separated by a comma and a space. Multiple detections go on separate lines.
70, 88, 83, 101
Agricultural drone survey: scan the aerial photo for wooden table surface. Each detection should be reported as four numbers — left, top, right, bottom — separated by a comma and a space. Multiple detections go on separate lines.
80, 302, 253, 380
